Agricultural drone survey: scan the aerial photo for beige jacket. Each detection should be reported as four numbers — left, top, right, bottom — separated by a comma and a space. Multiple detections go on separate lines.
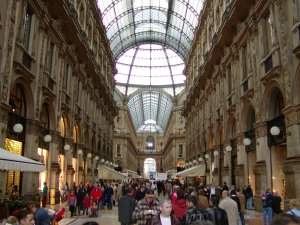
219, 197, 240, 225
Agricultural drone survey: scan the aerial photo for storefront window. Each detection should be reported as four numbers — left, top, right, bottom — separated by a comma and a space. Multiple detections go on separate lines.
5, 138, 23, 194
37, 147, 48, 191
59, 117, 66, 137
72, 157, 77, 183
58, 154, 65, 191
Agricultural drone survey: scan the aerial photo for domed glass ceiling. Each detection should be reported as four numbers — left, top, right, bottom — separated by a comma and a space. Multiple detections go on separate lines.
115, 44, 185, 97
97, 0, 205, 59
97, 0, 205, 133
128, 89, 173, 133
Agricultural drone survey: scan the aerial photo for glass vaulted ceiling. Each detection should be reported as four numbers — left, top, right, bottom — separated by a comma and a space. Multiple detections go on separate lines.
97, 0, 204, 133
97, 0, 204, 58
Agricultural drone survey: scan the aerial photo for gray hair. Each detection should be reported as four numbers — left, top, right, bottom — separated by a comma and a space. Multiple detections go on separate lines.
160, 198, 171, 206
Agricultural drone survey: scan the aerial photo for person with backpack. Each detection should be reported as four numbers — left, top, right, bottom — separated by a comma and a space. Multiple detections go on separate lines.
262, 188, 273, 225
185, 195, 212, 225
207, 197, 229, 225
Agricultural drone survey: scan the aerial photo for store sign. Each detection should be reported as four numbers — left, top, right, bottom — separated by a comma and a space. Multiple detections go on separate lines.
156, 172, 167, 181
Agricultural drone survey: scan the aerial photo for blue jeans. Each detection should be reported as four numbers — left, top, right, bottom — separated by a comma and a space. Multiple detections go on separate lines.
247, 197, 253, 209
263, 207, 273, 225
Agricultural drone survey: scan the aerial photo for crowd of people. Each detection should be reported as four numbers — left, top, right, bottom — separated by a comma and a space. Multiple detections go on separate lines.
1, 180, 300, 225
117, 181, 300, 225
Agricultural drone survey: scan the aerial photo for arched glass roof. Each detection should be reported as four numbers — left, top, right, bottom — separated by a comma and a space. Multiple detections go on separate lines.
128, 89, 173, 133
115, 44, 185, 96
97, 0, 205, 134
97, 0, 204, 59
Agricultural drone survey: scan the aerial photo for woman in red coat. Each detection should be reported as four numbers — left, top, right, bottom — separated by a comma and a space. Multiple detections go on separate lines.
172, 189, 187, 223
91, 185, 103, 209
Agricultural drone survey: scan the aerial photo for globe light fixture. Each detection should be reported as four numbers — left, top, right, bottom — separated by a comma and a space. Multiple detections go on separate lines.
87, 153, 92, 158
226, 146, 232, 152
100, 158, 105, 163
243, 138, 251, 146
95, 156, 99, 161
64, 144, 71, 151
193, 160, 197, 165
204, 153, 209, 159
198, 157, 203, 162
77, 149, 83, 155
270, 126, 280, 136
213, 150, 219, 156
13, 123, 23, 133
43, 134, 52, 143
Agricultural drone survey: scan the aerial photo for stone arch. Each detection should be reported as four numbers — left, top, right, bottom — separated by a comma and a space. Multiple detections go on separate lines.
261, 81, 285, 121
10, 78, 34, 119
143, 158, 156, 178
58, 114, 69, 138
241, 101, 256, 132
226, 115, 236, 141
72, 123, 80, 144
40, 98, 56, 130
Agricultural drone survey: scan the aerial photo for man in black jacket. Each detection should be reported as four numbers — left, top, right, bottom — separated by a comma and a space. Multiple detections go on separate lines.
118, 187, 136, 225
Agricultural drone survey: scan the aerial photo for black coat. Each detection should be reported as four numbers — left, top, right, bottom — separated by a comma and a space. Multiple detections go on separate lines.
272, 196, 282, 214
76, 187, 86, 203
118, 194, 136, 224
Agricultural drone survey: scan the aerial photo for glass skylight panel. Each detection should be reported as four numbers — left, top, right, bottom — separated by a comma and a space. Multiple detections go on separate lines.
115, 74, 128, 83
173, 75, 186, 84
127, 87, 138, 96
175, 86, 185, 95
116, 85, 126, 95
163, 88, 174, 96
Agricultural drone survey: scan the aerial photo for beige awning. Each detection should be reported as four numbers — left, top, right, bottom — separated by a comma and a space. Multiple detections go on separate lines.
176, 164, 206, 177
0, 148, 45, 172
98, 165, 127, 180
126, 169, 142, 179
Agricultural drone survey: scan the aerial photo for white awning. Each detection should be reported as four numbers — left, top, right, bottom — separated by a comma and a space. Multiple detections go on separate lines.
126, 169, 142, 179
166, 169, 177, 175
98, 165, 127, 180
176, 164, 206, 177
0, 148, 45, 172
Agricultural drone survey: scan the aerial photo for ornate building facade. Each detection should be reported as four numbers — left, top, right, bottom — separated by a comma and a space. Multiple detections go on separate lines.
0, 0, 117, 202
184, 0, 300, 207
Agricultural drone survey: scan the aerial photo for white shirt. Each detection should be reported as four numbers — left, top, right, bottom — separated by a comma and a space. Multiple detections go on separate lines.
160, 215, 172, 225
